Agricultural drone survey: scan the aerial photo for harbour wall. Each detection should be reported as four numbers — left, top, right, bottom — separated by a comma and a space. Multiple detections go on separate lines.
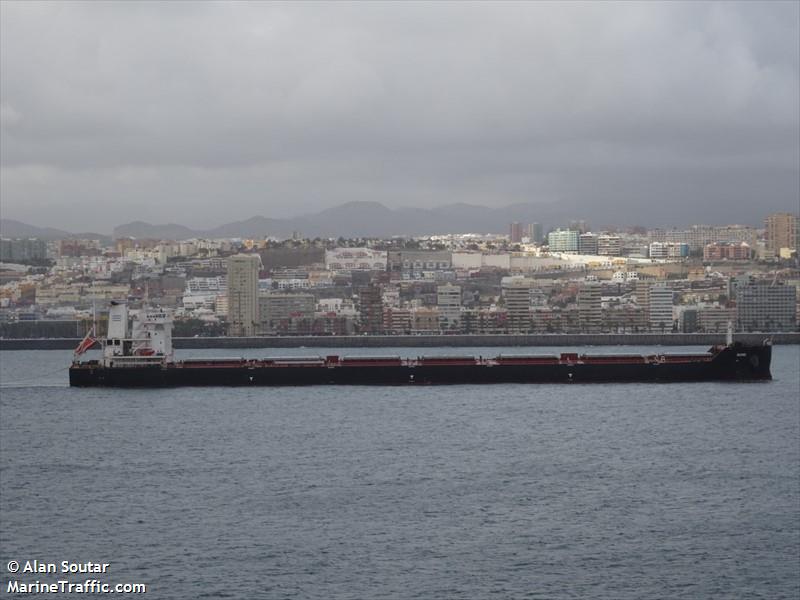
2, 333, 798, 350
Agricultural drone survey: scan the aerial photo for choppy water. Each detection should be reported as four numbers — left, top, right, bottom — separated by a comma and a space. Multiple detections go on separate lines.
1, 346, 798, 599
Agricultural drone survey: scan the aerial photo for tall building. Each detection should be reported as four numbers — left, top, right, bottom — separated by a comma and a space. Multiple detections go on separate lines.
358, 284, 384, 334
529, 223, 544, 244
579, 233, 598, 255
736, 282, 797, 332
547, 229, 579, 253
437, 284, 462, 330
509, 222, 523, 244
227, 254, 261, 336
635, 281, 650, 329
577, 284, 602, 332
765, 213, 799, 254
649, 284, 674, 332
502, 277, 533, 332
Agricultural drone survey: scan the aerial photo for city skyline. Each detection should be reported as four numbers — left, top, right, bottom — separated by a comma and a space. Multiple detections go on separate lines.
2, 2, 798, 231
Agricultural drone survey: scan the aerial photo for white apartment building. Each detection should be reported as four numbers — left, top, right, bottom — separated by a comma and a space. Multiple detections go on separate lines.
325, 248, 387, 272
649, 284, 674, 331
437, 284, 462, 329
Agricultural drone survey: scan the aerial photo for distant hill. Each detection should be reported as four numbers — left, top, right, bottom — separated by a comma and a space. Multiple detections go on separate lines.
113, 200, 575, 239
113, 221, 198, 240
0, 219, 72, 239
0, 219, 111, 242
9, 198, 773, 242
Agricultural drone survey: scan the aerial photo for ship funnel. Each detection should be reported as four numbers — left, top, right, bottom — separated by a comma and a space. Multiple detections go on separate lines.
726, 321, 734, 346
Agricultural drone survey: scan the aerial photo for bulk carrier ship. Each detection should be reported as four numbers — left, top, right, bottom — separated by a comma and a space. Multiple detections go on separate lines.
69, 302, 772, 387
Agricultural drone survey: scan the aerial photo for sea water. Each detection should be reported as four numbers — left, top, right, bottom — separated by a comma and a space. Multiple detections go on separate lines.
1, 346, 798, 599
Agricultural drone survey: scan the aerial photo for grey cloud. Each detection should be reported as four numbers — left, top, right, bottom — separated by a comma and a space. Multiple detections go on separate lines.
0, 1, 797, 231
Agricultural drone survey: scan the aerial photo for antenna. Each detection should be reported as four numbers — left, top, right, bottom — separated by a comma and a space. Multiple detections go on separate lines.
92, 277, 97, 336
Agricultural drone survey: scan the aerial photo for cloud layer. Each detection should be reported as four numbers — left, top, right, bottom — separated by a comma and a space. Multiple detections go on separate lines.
1, 1, 798, 231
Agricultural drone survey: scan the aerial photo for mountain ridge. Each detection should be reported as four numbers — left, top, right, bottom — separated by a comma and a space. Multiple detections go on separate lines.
2, 199, 769, 241
0, 219, 111, 242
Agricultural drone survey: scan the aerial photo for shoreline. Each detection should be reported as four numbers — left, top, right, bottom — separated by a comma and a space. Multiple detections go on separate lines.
1, 332, 797, 350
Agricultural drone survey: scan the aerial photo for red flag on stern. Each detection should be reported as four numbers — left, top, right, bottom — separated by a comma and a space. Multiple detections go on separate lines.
74, 327, 97, 356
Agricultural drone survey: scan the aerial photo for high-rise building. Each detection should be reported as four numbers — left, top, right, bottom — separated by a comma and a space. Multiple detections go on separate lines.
437, 284, 462, 330
736, 282, 797, 332
529, 223, 544, 244
227, 254, 261, 336
765, 213, 799, 253
579, 233, 598, 255
635, 281, 650, 329
597, 235, 622, 256
502, 277, 532, 332
577, 284, 602, 332
358, 284, 384, 334
649, 284, 674, 332
509, 222, 523, 244
547, 229, 579, 253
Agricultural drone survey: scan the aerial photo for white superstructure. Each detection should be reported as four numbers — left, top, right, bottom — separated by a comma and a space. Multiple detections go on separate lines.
103, 302, 174, 366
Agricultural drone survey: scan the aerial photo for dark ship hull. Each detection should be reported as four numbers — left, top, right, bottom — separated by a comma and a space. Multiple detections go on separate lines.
69, 343, 772, 387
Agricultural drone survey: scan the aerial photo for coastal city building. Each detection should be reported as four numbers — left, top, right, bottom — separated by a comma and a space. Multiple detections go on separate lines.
649, 284, 674, 332
736, 281, 797, 332
579, 233, 598, 255
577, 284, 602, 333
437, 284, 462, 330
597, 235, 622, 256
547, 230, 579, 253
325, 248, 387, 272
358, 283, 384, 334
227, 254, 261, 336
528, 223, 544, 245
765, 213, 799, 254
1, 209, 797, 339
387, 250, 452, 280
703, 242, 752, 261
649, 242, 689, 260
0, 238, 47, 262
259, 292, 315, 334
502, 277, 533, 332
649, 225, 757, 251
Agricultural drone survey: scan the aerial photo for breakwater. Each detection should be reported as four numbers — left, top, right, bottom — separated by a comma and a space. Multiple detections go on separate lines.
2, 333, 798, 350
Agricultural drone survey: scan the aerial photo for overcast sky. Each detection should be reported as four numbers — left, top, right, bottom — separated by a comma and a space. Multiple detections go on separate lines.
1, 1, 798, 232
